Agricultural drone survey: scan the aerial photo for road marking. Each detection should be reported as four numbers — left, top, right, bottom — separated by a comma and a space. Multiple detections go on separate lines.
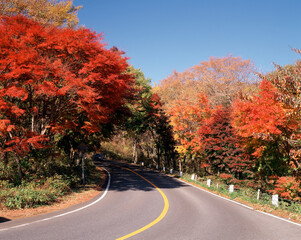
254, 210, 301, 227
177, 178, 253, 209
176, 178, 301, 227
116, 167, 169, 240
0, 167, 111, 232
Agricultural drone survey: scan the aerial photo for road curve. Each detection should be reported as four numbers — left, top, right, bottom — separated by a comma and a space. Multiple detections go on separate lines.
0, 160, 300, 240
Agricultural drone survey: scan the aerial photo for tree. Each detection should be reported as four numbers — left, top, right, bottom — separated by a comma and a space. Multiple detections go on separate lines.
168, 94, 211, 172
266, 57, 301, 178
0, 0, 81, 27
155, 56, 257, 111
231, 80, 292, 181
122, 67, 153, 163
0, 15, 133, 179
147, 94, 176, 170
196, 106, 252, 178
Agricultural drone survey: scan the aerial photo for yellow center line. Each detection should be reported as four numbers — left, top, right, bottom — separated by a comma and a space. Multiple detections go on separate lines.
116, 167, 169, 240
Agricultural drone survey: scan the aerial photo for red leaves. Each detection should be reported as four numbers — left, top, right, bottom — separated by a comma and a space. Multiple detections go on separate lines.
196, 106, 252, 174
0, 86, 28, 100
272, 176, 301, 201
4, 134, 49, 155
232, 80, 287, 139
0, 15, 134, 156
0, 119, 14, 135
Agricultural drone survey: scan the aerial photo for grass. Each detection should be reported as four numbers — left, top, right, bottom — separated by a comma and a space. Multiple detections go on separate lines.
0, 159, 105, 210
178, 173, 301, 224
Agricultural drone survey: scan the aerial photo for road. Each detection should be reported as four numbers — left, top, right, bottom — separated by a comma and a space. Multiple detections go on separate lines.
0, 160, 301, 240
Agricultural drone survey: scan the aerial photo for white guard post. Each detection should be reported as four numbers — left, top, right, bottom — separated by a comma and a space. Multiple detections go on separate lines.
191, 173, 195, 180
272, 194, 278, 207
207, 179, 211, 187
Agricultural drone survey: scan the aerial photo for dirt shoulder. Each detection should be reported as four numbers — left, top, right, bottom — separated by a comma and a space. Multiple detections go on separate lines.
0, 167, 107, 220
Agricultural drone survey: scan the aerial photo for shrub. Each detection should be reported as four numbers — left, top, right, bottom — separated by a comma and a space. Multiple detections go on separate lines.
0, 175, 71, 209
273, 176, 301, 201
219, 173, 235, 185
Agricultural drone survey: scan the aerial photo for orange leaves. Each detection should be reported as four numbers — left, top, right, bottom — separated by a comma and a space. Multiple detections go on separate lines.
273, 176, 301, 201
35, 81, 59, 97
232, 80, 287, 139
4, 134, 49, 155
0, 119, 14, 135
168, 94, 212, 154
231, 78, 299, 181
0, 15, 134, 157
0, 86, 28, 100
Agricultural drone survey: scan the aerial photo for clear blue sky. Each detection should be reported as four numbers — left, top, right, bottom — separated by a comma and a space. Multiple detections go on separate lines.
74, 0, 301, 84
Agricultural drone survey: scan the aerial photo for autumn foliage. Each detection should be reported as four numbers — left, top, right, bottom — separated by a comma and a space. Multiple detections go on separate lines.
232, 80, 287, 140
0, 14, 300, 202
157, 55, 301, 201
197, 106, 252, 177
0, 15, 133, 178
273, 176, 301, 201
0, 0, 81, 27
155, 55, 256, 111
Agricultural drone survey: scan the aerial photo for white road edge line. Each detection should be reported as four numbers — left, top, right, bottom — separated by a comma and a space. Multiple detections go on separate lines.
176, 178, 301, 227
0, 167, 111, 232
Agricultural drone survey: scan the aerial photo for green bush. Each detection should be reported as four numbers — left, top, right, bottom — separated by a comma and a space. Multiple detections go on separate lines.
0, 175, 71, 209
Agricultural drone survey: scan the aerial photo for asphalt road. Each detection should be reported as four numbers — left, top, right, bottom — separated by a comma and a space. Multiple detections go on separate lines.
0, 160, 301, 240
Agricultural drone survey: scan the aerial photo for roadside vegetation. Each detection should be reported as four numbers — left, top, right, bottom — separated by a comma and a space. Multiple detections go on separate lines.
0, 1, 174, 210
154, 55, 301, 203
179, 173, 301, 223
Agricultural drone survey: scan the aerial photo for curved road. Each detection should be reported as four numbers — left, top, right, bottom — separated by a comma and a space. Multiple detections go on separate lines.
1, 160, 301, 240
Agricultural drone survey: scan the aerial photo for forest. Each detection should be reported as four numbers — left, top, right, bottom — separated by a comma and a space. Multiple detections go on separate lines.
0, 0, 300, 209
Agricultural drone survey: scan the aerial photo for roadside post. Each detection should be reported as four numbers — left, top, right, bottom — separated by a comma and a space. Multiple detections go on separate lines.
191, 173, 195, 180
257, 189, 260, 200
272, 194, 279, 207
207, 179, 211, 187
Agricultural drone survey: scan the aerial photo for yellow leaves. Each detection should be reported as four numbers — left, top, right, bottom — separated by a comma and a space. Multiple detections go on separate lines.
0, 0, 82, 27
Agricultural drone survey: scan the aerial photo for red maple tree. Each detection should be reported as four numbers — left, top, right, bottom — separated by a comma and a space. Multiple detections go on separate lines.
196, 106, 252, 177
0, 15, 133, 177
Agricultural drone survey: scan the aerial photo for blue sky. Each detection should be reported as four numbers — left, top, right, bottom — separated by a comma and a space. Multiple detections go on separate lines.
74, 0, 301, 84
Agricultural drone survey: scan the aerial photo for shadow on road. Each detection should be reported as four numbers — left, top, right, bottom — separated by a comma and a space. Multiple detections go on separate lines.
95, 160, 188, 192
0, 217, 11, 223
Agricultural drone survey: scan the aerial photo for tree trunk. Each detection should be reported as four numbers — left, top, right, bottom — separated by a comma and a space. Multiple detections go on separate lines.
166, 151, 170, 169
172, 151, 177, 170
133, 139, 138, 163
156, 144, 161, 169
13, 153, 23, 179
